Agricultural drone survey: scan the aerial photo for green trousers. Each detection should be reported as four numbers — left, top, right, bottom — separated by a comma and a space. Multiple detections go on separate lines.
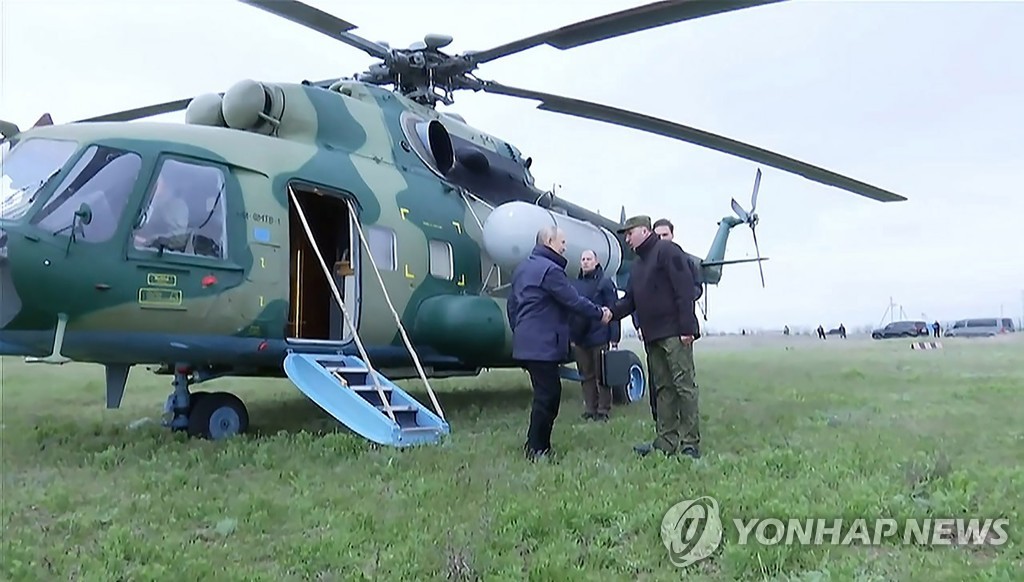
646, 336, 700, 453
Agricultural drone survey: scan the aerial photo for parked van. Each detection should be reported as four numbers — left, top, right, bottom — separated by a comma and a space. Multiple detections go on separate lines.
944, 318, 1014, 337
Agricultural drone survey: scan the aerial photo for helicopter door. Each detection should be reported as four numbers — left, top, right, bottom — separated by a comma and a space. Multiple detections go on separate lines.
124, 156, 245, 331
285, 184, 357, 343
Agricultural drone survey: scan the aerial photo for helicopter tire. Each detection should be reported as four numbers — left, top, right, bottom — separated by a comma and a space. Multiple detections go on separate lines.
187, 391, 249, 440
188, 391, 211, 409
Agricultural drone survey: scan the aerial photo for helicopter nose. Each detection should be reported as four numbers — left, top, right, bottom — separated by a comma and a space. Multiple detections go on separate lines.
0, 227, 23, 329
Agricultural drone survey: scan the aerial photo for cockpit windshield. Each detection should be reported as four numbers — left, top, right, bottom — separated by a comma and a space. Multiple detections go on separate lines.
0, 138, 78, 221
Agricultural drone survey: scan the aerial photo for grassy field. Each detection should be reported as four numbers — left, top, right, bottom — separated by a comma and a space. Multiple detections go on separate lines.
2, 333, 1022, 580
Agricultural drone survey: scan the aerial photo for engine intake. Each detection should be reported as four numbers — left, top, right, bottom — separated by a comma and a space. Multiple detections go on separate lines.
414, 120, 454, 175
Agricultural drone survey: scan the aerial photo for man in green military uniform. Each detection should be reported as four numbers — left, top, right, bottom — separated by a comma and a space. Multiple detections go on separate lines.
607, 215, 702, 459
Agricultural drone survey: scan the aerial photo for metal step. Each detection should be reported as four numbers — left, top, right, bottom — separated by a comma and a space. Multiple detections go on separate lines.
283, 352, 449, 447
325, 365, 370, 374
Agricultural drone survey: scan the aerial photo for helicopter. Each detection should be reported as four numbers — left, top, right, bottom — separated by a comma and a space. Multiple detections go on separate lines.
0, 0, 907, 446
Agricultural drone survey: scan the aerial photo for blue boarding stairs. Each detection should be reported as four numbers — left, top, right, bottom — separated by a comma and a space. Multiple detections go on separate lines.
284, 190, 449, 448
283, 352, 450, 447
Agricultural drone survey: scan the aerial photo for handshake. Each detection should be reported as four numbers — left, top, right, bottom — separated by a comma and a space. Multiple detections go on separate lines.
599, 306, 613, 324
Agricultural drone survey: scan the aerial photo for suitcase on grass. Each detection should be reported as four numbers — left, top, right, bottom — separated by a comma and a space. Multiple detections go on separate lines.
600, 348, 645, 404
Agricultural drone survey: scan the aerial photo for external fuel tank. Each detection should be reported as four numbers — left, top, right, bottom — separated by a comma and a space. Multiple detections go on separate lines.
481, 201, 622, 279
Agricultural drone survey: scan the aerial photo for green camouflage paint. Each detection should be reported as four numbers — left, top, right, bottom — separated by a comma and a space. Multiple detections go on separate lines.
0, 77, 753, 375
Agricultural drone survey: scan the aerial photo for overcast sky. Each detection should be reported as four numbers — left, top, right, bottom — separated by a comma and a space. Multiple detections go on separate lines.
2, 0, 1022, 332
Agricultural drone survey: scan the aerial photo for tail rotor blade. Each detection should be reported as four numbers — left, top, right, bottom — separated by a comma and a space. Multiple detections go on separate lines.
751, 226, 765, 287
731, 198, 748, 221
750, 168, 762, 212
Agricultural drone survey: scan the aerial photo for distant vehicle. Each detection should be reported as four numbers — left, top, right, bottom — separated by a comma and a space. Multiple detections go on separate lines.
871, 321, 928, 339
944, 318, 1015, 338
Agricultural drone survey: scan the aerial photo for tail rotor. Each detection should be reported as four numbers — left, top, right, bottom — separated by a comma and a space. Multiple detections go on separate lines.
730, 168, 765, 287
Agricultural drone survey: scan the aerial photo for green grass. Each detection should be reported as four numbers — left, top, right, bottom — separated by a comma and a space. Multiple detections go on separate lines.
2, 334, 1022, 580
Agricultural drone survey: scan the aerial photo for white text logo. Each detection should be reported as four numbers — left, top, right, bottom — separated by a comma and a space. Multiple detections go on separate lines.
660, 496, 724, 568
662, 496, 1011, 568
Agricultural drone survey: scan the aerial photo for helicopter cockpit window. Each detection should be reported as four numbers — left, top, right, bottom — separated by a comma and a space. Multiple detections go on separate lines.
32, 145, 142, 243
1, 138, 78, 222
132, 159, 228, 260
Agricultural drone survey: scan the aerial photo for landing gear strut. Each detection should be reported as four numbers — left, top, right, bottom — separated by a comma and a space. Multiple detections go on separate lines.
162, 364, 250, 439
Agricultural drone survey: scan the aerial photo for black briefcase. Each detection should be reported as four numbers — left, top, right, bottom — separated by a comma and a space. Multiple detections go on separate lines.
600, 348, 644, 403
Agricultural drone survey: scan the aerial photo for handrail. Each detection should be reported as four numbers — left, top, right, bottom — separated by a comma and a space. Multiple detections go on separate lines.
344, 199, 445, 421
287, 187, 397, 425
460, 190, 497, 293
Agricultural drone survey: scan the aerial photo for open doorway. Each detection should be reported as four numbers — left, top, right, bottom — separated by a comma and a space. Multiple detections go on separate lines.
287, 185, 355, 341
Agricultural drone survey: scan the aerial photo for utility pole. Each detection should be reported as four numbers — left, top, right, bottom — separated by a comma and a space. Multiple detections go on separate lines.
879, 296, 897, 327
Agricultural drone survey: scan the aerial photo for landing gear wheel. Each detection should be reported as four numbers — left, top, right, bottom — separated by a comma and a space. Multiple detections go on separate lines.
187, 391, 249, 440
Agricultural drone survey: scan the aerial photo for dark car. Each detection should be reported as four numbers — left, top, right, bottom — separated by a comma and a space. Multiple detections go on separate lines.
871, 320, 928, 339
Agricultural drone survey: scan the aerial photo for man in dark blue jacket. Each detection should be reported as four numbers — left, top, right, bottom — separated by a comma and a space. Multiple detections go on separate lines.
569, 249, 621, 422
507, 226, 610, 460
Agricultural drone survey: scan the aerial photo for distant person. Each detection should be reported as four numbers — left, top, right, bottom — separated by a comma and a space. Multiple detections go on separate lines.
569, 249, 621, 422
506, 225, 611, 460
606, 215, 702, 459
783, 325, 790, 336
817, 325, 826, 340
838, 323, 846, 339
932, 321, 941, 338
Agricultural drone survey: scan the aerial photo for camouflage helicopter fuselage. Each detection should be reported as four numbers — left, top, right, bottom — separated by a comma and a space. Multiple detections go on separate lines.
1, 79, 681, 382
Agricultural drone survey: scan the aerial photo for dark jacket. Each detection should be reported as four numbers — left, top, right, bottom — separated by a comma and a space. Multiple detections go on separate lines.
628, 251, 702, 335
611, 233, 700, 342
506, 244, 605, 362
569, 264, 622, 348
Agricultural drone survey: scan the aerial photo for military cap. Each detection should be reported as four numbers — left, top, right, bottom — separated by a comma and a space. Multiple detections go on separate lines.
617, 215, 652, 233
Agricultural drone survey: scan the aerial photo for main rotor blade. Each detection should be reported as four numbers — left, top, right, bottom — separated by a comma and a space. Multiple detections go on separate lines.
75, 98, 193, 122
72, 77, 340, 124
465, 0, 786, 65
479, 81, 906, 202
237, 0, 390, 60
